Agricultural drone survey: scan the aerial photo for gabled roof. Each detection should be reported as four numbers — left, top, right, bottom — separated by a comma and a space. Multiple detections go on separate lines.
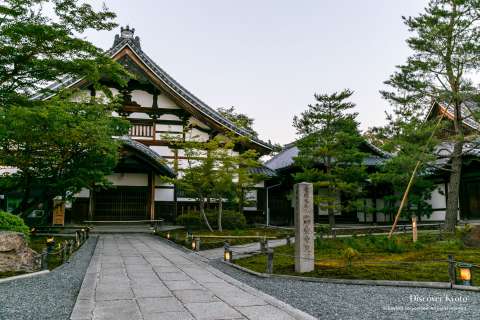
426, 100, 480, 131
117, 136, 175, 177
265, 140, 390, 171
33, 26, 273, 153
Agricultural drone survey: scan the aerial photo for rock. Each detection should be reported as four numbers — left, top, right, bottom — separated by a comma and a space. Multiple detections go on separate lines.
0, 231, 39, 273
462, 225, 480, 248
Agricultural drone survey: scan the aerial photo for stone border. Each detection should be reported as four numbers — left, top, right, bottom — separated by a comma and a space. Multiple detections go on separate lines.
0, 270, 50, 284
223, 260, 480, 292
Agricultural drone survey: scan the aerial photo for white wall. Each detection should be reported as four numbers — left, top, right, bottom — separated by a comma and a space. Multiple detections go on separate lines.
155, 188, 174, 201
424, 184, 447, 221
157, 94, 179, 109
107, 173, 148, 186
150, 146, 174, 157
131, 90, 153, 108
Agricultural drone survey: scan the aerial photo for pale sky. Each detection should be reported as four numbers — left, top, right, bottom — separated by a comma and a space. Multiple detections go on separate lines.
84, 0, 428, 145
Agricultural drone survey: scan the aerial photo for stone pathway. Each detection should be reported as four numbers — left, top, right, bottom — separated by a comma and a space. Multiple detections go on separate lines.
71, 234, 315, 320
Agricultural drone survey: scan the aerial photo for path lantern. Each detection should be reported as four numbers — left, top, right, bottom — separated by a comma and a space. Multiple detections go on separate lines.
46, 236, 55, 253
458, 263, 473, 286
224, 247, 232, 262
166, 232, 171, 240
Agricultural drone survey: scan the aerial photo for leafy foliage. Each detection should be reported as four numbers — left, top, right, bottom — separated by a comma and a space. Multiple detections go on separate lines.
293, 89, 367, 227
0, 0, 127, 107
381, 0, 480, 231
217, 106, 258, 137
0, 95, 130, 213
0, 0, 130, 214
0, 211, 30, 240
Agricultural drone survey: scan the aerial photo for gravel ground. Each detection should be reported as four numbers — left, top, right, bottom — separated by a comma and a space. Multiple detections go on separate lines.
0, 236, 98, 320
211, 260, 480, 320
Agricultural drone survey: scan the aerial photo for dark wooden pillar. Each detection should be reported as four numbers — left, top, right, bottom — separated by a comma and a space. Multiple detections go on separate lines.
88, 189, 94, 221
148, 172, 155, 221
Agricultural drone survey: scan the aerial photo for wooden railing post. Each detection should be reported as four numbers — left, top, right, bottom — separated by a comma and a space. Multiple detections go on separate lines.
448, 255, 456, 287
266, 248, 274, 274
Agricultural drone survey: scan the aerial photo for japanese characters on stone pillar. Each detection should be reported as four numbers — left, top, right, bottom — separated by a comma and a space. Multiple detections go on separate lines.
294, 182, 314, 273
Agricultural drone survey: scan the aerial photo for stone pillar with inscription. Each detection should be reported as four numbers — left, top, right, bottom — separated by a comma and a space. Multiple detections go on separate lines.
294, 182, 314, 273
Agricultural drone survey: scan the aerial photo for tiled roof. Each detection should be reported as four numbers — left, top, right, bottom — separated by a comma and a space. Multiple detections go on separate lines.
117, 136, 175, 177
249, 165, 277, 177
265, 141, 390, 171
33, 28, 273, 152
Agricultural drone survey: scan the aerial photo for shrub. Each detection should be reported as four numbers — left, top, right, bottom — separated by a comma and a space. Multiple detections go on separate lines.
375, 237, 405, 253
0, 211, 30, 240
206, 210, 247, 230
342, 247, 360, 267
176, 213, 203, 230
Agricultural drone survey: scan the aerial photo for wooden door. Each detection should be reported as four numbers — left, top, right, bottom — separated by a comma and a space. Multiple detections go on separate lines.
94, 187, 148, 221
461, 180, 480, 219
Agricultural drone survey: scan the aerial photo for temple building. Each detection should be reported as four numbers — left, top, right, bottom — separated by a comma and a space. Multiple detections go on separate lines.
5, 26, 275, 223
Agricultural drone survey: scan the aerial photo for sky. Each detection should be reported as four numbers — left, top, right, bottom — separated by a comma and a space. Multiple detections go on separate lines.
84, 0, 429, 145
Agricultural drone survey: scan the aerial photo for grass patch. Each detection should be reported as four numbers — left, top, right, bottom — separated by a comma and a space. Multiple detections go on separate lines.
157, 227, 294, 250
235, 232, 480, 284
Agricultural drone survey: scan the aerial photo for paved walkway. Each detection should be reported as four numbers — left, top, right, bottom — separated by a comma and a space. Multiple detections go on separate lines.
70, 234, 315, 320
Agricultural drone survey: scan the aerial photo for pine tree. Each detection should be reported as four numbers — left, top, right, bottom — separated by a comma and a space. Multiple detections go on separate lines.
293, 89, 367, 228
382, 0, 480, 232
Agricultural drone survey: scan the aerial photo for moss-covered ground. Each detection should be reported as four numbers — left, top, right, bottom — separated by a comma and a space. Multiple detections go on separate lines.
235, 231, 480, 284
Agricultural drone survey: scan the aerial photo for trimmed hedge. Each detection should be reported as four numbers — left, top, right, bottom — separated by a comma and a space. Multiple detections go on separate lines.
176, 210, 247, 230
0, 211, 30, 240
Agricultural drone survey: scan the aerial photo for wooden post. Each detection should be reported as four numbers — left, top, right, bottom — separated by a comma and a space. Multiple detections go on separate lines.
448, 255, 456, 286
88, 189, 94, 221
412, 215, 418, 242
266, 248, 274, 274
41, 249, 48, 270
148, 172, 155, 221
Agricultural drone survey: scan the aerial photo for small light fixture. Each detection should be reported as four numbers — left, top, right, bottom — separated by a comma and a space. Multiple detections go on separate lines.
191, 239, 196, 250
166, 232, 171, 240
458, 263, 473, 286
224, 248, 232, 262
46, 236, 55, 253
30, 227, 37, 236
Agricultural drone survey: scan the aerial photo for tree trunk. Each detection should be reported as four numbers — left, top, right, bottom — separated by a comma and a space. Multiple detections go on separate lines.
327, 205, 335, 228
218, 198, 223, 232
199, 199, 213, 232
445, 141, 462, 232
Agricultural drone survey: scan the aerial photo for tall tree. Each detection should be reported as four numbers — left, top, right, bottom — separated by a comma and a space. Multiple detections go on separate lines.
382, 0, 480, 232
0, 0, 130, 214
0, 94, 129, 214
293, 89, 367, 228
0, 0, 126, 107
369, 106, 438, 221
217, 106, 258, 137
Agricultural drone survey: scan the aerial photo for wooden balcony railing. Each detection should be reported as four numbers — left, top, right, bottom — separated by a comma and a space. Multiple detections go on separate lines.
129, 124, 153, 138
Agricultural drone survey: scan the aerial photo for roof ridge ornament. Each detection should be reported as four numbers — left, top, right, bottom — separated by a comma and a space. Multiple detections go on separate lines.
113, 25, 141, 48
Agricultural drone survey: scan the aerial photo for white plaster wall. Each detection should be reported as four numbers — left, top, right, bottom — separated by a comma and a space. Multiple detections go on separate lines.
150, 146, 174, 157
156, 124, 183, 132
128, 112, 151, 119
317, 189, 341, 216
155, 188, 174, 201
70, 90, 90, 103
156, 132, 183, 140
157, 95, 179, 109
254, 181, 265, 188
74, 188, 90, 198
189, 116, 210, 129
159, 114, 181, 121
109, 88, 120, 97
185, 128, 209, 142
107, 173, 148, 186
131, 90, 153, 108
423, 184, 447, 221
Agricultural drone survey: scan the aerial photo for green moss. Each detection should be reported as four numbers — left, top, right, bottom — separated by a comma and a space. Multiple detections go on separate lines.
157, 228, 294, 250
235, 232, 480, 283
